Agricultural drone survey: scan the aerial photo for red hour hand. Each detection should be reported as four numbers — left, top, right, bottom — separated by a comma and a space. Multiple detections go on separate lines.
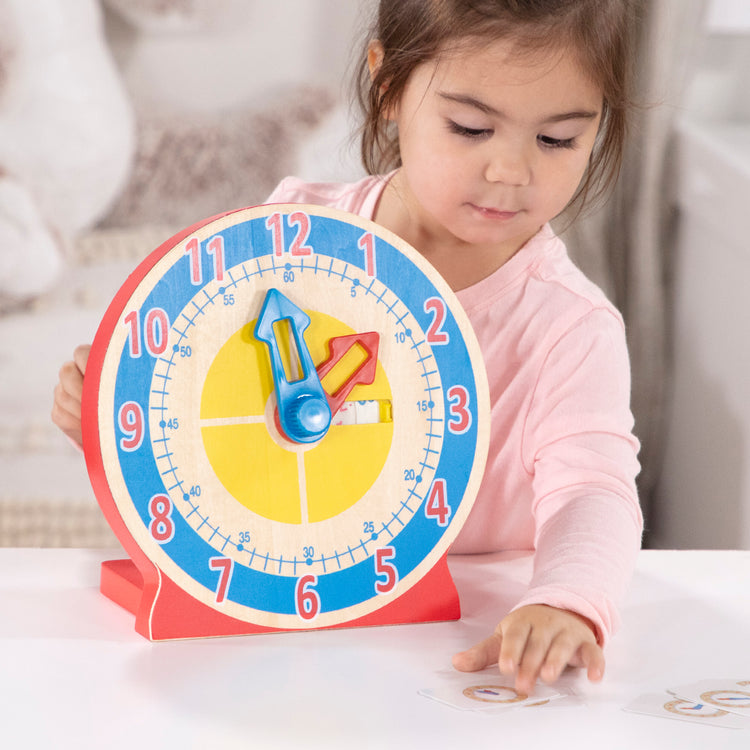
316, 332, 380, 418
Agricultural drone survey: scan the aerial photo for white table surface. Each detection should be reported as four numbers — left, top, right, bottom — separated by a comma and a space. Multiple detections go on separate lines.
2, 547, 749, 749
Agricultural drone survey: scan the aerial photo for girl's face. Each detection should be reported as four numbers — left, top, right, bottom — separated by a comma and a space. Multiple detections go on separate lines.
386, 37, 603, 268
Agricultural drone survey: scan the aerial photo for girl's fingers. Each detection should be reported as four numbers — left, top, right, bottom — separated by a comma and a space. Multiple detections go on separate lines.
73, 344, 90, 376
513, 626, 554, 693
451, 606, 606, 694
51, 386, 83, 446
451, 631, 503, 672
579, 640, 606, 682
497, 619, 531, 678
57, 360, 84, 401
539, 632, 580, 684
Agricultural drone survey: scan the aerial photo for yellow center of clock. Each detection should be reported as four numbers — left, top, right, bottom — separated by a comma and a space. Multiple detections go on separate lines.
199, 311, 394, 524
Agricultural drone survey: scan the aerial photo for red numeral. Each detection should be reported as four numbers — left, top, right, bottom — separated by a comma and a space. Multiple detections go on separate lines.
209, 557, 234, 603
424, 297, 449, 344
267, 212, 314, 257
425, 479, 450, 526
124, 308, 170, 358
374, 547, 398, 594
447, 385, 471, 434
118, 401, 144, 451
185, 235, 225, 283
295, 574, 320, 621
358, 231, 376, 277
288, 211, 313, 256
266, 212, 285, 256
184, 237, 202, 285
148, 493, 174, 543
207, 235, 225, 281
145, 308, 169, 356
124, 310, 141, 358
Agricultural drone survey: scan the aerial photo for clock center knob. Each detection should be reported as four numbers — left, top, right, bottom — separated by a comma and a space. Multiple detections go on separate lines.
284, 394, 332, 443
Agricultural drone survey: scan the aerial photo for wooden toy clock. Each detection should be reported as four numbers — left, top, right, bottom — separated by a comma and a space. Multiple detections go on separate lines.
82, 203, 489, 640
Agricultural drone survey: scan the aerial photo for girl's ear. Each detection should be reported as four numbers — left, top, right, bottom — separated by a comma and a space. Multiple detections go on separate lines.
367, 39, 397, 121
367, 39, 385, 81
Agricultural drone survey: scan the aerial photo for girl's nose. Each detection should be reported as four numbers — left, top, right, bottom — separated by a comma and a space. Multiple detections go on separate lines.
484, 144, 532, 187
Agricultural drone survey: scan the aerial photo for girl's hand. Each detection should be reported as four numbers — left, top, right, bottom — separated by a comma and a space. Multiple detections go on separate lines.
451, 604, 605, 695
51, 344, 90, 449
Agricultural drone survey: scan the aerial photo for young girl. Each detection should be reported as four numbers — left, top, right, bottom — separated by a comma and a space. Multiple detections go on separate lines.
53, 0, 642, 694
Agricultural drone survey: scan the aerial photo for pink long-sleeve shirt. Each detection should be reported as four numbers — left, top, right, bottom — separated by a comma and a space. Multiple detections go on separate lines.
266, 174, 643, 643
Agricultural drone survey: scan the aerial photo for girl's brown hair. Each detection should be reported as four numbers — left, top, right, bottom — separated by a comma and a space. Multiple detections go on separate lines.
356, 0, 638, 212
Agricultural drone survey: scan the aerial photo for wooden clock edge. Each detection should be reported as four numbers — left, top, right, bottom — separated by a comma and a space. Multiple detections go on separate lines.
83, 203, 486, 639
99, 550, 459, 641
82, 207, 256, 637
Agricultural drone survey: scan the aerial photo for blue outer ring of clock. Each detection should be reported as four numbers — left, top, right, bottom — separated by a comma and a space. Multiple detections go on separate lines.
112, 211, 481, 616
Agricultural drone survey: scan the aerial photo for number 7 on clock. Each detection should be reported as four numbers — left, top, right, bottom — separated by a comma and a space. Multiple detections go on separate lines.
209, 557, 234, 604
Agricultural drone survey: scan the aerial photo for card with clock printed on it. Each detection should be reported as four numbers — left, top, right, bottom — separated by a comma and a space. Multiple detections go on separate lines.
668, 679, 750, 718
623, 678, 750, 728
624, 692, 749, 729
418, 669, 582, 713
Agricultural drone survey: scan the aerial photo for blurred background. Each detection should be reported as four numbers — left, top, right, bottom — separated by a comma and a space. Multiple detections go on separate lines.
0, 0, 748, 550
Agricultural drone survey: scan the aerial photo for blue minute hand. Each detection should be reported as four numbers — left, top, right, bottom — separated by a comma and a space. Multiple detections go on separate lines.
254, 288, 332, 444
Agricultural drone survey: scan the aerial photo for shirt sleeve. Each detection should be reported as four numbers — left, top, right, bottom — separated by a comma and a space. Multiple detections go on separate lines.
511, 308, 643, 644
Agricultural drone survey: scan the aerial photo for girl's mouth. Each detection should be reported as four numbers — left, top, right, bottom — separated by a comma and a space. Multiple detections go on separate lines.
469, 204, 519, 220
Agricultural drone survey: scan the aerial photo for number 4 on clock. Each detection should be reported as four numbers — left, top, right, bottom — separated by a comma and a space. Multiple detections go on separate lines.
424, 479, 451, 526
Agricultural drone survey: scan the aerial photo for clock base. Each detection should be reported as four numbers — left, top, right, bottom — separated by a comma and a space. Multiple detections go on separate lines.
100, 553, 461, 641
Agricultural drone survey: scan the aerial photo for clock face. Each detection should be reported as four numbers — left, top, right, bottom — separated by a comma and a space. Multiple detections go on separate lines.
87, 204, 488, 630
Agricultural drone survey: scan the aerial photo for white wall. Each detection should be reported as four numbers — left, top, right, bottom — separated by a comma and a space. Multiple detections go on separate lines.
706, 0, 750, 32
684, 0, 750, 120
104, 0, 374, 113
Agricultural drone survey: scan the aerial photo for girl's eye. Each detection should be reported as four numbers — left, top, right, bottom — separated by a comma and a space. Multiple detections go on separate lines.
447, 121, 492, 139
537, 134, 577, 150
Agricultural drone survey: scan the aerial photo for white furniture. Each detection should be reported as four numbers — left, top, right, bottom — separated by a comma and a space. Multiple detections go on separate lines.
2, 548, 749, 749
653, 1, 750, 549
654, 118, 750, 549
